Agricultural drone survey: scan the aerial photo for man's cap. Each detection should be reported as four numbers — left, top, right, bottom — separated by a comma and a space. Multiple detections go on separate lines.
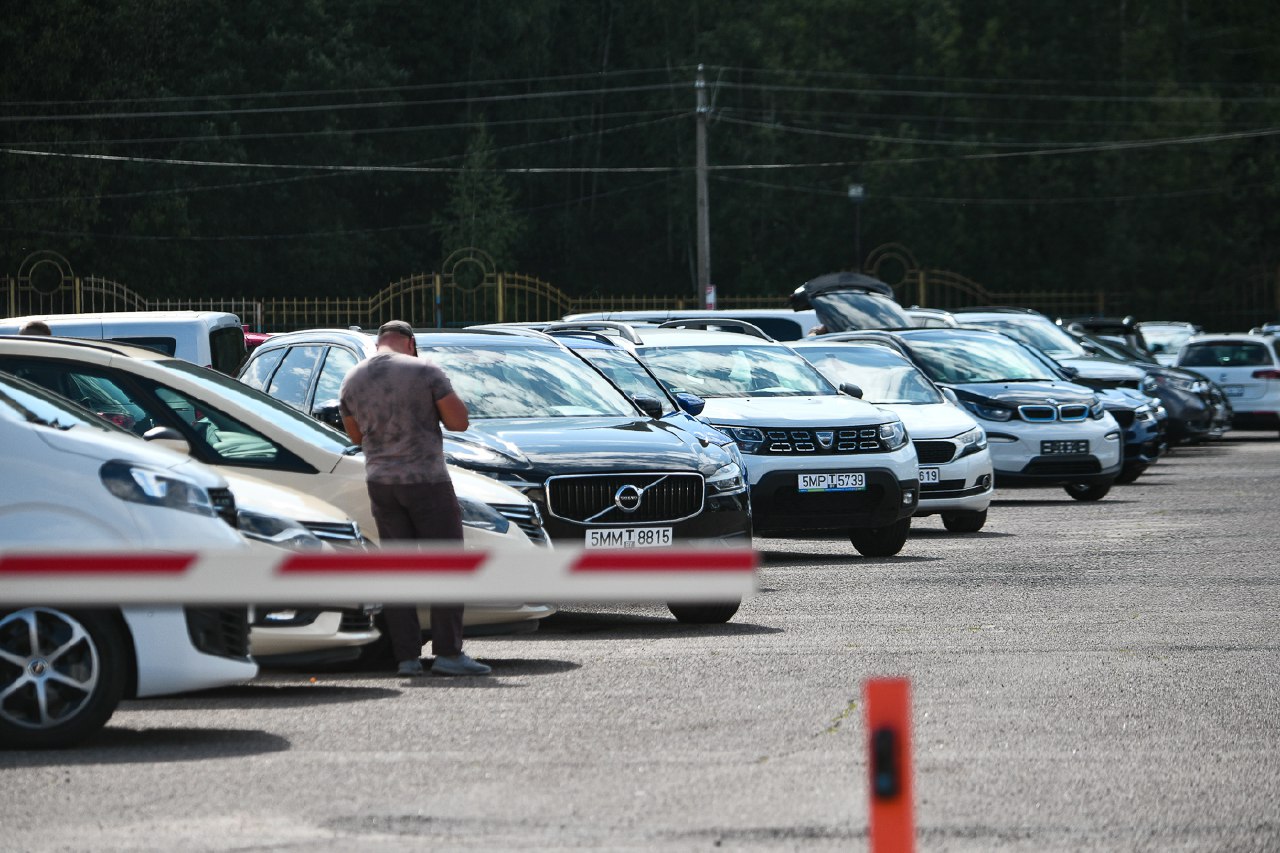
377, 320, 415, 339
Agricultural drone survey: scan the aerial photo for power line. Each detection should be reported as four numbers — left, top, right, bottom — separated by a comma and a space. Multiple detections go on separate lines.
715, 80, 1280, 106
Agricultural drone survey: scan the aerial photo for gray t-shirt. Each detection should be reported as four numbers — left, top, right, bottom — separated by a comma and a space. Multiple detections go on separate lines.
339, 351, 455, 484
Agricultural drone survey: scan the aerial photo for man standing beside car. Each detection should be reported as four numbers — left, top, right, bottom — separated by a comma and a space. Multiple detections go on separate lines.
339, 319, 491, 677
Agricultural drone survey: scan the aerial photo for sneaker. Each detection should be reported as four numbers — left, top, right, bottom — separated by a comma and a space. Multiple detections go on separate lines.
396, 658, 424, 677
430, 653, 491, 677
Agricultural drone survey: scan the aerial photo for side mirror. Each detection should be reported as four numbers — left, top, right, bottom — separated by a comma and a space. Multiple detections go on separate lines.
673, 391, 705, 416
631, 394, 665, 419
940, 386, 960, 406
838, 382, 864, 399
142, 425, 191, 456
1059, 365, 1080, 380
313, 400, 345, 431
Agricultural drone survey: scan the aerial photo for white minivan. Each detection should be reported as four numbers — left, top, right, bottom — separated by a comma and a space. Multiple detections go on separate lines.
0, 311, 246, 375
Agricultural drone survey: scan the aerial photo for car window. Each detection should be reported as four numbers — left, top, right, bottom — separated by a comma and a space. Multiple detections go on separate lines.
1180, 342, 1273, 368
268, 345, 324, 410
639, 344, 835, 398
574, 348, 676, 415
151, 386, 281, 462
808, 291, 912, 332
0, 372, 121, 434
210, 326, 248, 376
963, 317, 1088, 359
898, 332, 1056, 385
418, 344, 637, 418
239, 347, 286, 391
112, 336, 177, 356
313, 347, 360, 407
0, 358, 156, 435
798, 345, 943, 404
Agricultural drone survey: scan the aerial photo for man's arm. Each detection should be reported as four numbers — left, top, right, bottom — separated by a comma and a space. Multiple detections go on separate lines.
436, 392, 469, 432
341, 415, 364, 444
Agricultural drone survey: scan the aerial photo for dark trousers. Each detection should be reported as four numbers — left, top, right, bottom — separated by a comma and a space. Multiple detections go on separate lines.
367, 480, 465, 661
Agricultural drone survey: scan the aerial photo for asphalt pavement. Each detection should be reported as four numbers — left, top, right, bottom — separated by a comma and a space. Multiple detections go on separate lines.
2, 433, 1278, 852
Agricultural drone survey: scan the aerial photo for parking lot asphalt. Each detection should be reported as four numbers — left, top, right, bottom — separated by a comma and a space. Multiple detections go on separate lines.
2, 434, 1278, 852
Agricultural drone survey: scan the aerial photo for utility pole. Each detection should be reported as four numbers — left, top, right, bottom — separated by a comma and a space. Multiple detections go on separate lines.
695, 65, 712, 304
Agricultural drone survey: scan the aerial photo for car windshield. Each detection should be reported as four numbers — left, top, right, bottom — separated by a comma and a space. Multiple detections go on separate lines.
0, 372, 122, 433
638, 344, 836, 398
418, 344, 638, 418
809, 290, 913, 332
155, 358, 354, 453
899, 332, 1057, 384
961, 316, 1088, 359
797, 345, 944, 404
1140, 324, 1196, 355
571, 347, 676, 415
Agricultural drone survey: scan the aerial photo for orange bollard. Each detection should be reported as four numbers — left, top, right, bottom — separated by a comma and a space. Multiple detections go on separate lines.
865, 677, 915, 853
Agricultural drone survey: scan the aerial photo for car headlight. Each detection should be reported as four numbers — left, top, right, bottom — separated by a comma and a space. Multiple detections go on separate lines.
716, 426, 766, 455
1155, 374, 1195, 392
961, 400, 1013, 422
1136, 405, 1155, 422
458, 497, 511, 535
100, 460, 216, 518
236, 510, 325, 550
955, 425, 988, 457
707, 461, 748, 496
1089, 400, 1107, 420
1140, 375, 1159, 395
878, 420, 909, 451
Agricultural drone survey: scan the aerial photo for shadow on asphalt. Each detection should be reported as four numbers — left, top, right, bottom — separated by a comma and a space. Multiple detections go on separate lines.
906, 529, 1015, 539
531, 610, 783, 639
127, 683, 398, 711
990, 498, 1138, 507
1, 727, 290, 765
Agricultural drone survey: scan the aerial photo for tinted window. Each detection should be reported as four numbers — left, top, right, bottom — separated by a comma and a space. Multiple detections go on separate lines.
112, 336, 177, 356
209, 326, 247, 375
239, 347, 286, 391
313, 347, 360, 407
268, 346, 324, 409
639, 345, 835, 398
0, 372, 120, 434
0, 359, 154, 435
1180, 342, 1274, 368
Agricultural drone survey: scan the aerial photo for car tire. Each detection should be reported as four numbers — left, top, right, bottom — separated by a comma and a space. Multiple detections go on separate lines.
0, 608, 128, 750
1064, 482, 1112, 502
1114, 463, 1147, 485
849, 517, 911, 557
667, 600, 741, 624
941, 509, 987, 533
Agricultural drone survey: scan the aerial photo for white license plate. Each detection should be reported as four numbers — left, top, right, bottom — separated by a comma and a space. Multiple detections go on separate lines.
919, 467, 940, 484
1041, 440, 1089, 455
1223, 384, 1245, 397
585, 527, 673, 549
798, 472, 866, 492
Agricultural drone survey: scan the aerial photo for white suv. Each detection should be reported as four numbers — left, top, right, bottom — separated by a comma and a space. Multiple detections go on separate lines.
1177, 332, 1280, 434
576, 321, 921, 556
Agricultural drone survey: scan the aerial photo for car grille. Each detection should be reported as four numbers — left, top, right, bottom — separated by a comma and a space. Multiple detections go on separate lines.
184, 607, 251, 659
546, 473, 705, 524
1021, 457, 1102, 476
300, 520, 366, 548
759, 427, 892, 454
913, 440, 957, 464
1018, 404, 1089, 422
338, 608, 376, 633
490, 503, 550, 546
208, 487, 237, 528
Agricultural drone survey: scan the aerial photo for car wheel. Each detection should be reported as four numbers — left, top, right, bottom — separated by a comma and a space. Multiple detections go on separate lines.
941, 509, 987, 533
667, 600, 740, 624
1114, 463, 1147, 485
1064, 482, 1112, 502
0, 608, 128, 749
849, 517, 911, 557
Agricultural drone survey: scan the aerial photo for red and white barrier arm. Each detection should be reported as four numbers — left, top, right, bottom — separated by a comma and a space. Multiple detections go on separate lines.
0, 544, 757, 605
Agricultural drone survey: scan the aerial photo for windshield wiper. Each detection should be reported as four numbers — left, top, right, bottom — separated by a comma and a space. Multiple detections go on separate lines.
982, 377, 1051, 383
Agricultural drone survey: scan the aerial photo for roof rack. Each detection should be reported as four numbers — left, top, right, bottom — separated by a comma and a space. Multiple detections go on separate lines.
655, 318, 774, 340
540, 320, 645, 345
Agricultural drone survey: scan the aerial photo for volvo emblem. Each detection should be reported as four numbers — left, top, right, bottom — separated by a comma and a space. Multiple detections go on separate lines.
614, 484, 644, 512
816, 430, 835, 449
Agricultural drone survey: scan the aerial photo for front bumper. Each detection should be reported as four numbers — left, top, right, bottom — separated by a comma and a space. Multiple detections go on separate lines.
537, 492, 751, 547
915, 446, 995, 516
750, 468, 918, 534
986, 422, 1123, 488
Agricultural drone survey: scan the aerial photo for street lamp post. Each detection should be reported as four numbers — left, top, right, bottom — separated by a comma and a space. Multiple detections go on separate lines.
848, 183, 866, 271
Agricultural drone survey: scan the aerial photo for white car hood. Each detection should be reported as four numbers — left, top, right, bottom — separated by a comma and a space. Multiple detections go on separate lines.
220, 471, 351, 524
699, 394, 896, 427
874, 402, 981, 441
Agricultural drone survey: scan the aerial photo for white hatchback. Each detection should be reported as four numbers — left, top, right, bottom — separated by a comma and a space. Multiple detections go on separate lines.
791, 338, 995, 532
1177, 333, 1280, 434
